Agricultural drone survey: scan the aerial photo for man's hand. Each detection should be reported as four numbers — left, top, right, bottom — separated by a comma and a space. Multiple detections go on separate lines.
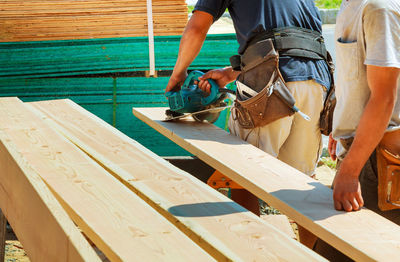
197, 67, 240, 93
165, 71, 187, 93
333, 166, 364, 211
331, 66, 399, 212
328, 133, 337, 161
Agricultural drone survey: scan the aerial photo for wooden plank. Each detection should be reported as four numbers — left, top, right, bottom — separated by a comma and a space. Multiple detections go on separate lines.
0, 114, 100, 261
262, 215, 296, 240
132, 107, 400, 262
29, 99, 325, 261
0, 98, 213, 262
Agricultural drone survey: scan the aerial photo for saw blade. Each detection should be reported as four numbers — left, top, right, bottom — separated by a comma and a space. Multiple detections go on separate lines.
163, 105, 233, 122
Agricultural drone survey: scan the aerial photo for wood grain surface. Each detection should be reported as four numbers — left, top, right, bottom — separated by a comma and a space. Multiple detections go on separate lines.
0, 98, 212, 261
29, 99, 325, 261
132, 106, 400, 262
0, 0, 187, 42
0, 99, 100, 262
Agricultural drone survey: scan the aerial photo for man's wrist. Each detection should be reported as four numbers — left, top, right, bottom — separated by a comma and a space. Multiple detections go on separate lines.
339, 156, 363, 178
171, 69, 187, 78
223, 66, 240, 82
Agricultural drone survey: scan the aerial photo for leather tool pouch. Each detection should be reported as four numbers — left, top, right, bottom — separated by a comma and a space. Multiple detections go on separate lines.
319, 51, 336, 136
376, 131, 400, 211
232, 39, 295, 129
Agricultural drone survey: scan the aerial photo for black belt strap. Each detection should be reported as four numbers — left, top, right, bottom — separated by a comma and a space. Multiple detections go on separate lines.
231, 26, 327, 70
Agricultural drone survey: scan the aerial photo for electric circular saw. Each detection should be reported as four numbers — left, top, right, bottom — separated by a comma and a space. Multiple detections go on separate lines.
164, 70, 235, 123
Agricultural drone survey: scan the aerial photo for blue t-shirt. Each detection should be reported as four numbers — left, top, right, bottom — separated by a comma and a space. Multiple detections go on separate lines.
194, 0, 331, 89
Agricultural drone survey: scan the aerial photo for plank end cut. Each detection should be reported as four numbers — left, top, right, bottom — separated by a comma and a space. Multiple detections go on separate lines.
0, 97, 101, 262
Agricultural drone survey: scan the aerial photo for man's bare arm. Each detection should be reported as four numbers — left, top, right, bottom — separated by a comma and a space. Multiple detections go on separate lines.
165, 11, 214, 92
333, 65, 399, 211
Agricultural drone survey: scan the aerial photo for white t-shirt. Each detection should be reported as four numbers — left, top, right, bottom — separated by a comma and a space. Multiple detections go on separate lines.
333, 0, 400, 140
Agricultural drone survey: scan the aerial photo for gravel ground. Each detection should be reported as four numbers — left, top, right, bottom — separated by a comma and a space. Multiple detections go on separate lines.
5, 241, 29, 262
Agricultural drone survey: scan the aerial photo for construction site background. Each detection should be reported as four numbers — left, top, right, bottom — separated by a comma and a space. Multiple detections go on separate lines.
3, 3, 338, 261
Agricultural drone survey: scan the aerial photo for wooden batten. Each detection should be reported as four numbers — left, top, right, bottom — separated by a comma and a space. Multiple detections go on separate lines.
0, 98, 101, 262
0, 0, 188, 42
29, 99, 325, 261
132, 107, 400, 262
0, 98, 212, 261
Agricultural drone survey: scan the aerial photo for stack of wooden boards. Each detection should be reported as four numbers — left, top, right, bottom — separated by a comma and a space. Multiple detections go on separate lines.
132, 107, 400, 261
3, 97, 400, 261
0, 97, 324, 261
0, 0, 188, 42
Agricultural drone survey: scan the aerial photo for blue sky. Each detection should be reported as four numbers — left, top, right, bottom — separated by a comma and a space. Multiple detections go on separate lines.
186, 0, 197, 5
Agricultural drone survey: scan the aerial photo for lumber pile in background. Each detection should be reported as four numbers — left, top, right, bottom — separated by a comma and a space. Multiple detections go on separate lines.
0, 0, 188, 42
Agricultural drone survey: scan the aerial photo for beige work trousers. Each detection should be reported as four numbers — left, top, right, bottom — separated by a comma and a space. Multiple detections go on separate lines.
229, 80, 326, 176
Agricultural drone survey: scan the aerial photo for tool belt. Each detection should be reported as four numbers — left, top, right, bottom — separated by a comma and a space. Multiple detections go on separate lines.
230, 27, 335, 132
319, 52, 336, 136
231, 39, 296, 128
376, 130, 400, 211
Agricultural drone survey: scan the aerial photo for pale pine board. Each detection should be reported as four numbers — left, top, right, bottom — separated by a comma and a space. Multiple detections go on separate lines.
0, 107, 100, 261
0, 98, 212, 262
262, 215, 296, 240
133, 107, 400, 261
29, 99, 324, 261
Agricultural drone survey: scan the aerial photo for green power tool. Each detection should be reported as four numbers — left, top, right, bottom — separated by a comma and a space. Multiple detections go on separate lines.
164, 70, 235, 123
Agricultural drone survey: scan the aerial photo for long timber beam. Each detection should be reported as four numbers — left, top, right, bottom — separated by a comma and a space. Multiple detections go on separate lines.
0, 98, 212, 262
29, 99, 324, 261
132, 106, 400, 262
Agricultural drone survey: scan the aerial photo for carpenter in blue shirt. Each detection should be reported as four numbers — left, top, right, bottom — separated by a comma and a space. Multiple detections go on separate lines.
194, 0, 332, 90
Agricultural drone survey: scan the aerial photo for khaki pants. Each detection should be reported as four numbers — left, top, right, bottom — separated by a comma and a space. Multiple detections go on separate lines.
229, 80, 326, 176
